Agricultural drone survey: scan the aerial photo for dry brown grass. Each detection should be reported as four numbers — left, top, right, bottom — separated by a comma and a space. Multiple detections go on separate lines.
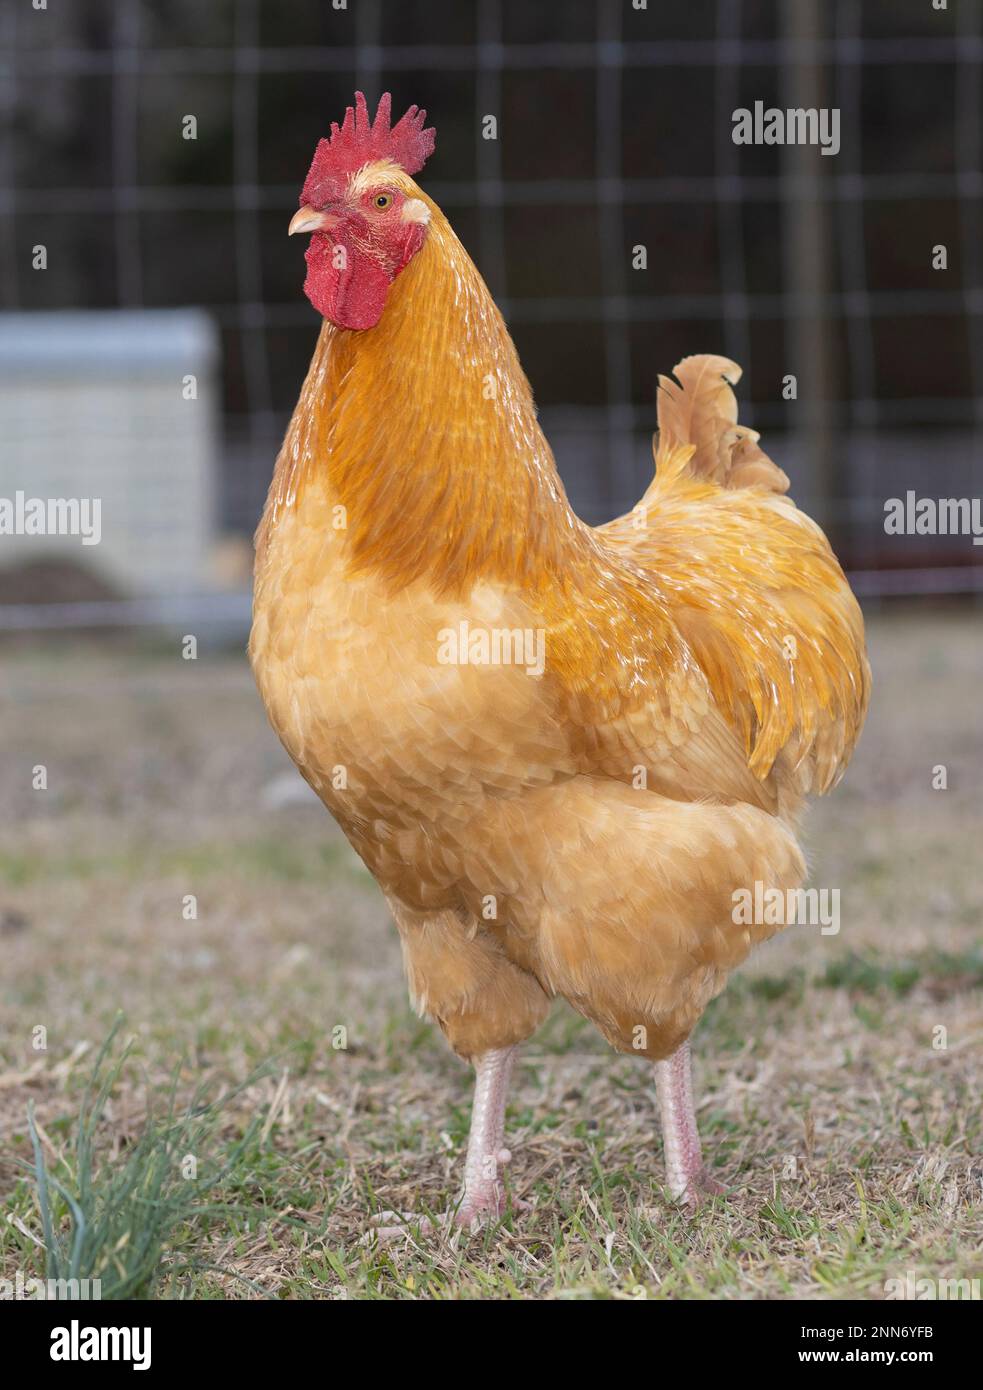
0, 609, 980, 1299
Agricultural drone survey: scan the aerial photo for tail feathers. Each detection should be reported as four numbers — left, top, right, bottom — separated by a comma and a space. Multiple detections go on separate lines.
656, 355, 790, 495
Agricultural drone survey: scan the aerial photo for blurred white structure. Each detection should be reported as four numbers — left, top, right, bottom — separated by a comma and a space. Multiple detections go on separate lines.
0, 310, 220, 595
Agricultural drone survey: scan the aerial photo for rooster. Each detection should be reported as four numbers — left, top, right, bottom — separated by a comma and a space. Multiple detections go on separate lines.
250, 93, 870, 1231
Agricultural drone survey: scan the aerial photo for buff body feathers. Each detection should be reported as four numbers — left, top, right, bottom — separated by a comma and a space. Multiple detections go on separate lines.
251, 180, 870, 1064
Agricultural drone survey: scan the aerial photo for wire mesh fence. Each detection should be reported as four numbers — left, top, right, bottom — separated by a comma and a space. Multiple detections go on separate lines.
1, 0, 981, 628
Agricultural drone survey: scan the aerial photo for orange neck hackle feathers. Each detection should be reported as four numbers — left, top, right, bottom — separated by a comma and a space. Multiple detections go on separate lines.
262, 185, 589, 596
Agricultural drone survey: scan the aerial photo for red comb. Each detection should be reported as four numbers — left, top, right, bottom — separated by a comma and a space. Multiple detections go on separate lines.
301, 91, 436, 205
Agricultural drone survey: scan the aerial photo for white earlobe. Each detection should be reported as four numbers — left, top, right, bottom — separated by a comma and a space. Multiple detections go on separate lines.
401, 198, 431, 226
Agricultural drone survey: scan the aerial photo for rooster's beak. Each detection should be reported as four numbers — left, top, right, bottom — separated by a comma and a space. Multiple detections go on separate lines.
288, 205, 331, 236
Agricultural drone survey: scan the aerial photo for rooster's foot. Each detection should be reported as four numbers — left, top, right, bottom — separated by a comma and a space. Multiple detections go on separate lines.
364, 1193, 528, 1244
365, 1153, 528, 1243
674, 1166, 727, 1210
364, 1046, 524, 1244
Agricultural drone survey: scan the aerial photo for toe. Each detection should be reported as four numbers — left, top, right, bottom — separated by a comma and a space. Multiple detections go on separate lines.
361, 1210, 437, 1244
677, 1168, 727, 1208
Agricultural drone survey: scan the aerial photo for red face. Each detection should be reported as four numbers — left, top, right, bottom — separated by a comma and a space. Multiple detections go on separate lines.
289, 185, 428, 331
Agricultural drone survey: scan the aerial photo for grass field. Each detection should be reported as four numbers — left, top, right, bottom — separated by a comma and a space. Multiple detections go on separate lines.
1, 608, 980, 1300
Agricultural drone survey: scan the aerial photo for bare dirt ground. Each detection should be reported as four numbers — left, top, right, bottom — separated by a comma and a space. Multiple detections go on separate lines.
0, 608, 980, 1299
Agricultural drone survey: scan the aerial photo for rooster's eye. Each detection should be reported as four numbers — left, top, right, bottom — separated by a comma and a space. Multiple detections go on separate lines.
373, 192, 393, 210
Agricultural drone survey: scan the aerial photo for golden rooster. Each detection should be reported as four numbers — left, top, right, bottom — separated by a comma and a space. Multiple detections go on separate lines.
250, 93, 870, 1230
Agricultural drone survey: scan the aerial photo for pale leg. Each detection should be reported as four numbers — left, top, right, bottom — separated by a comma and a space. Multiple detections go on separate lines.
368, 1044, 520, 1240
458, 1045, 518, 1224
654, 1039, 724, 1204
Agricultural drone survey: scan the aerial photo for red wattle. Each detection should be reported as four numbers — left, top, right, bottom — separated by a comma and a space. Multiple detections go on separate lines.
304, 235, 393, 331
